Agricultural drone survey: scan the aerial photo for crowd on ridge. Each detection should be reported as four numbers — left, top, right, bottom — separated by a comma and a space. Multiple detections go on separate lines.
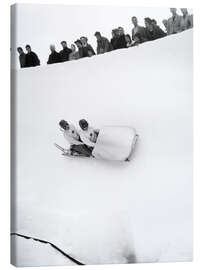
17, 8, 193, 68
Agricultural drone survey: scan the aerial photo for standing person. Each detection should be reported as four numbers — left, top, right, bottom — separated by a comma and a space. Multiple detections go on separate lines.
131, 16, 148, 44
80, 36, 95, 57
47, 44, 61, 64
79, 119, 99, 148
59, 41, 72, 62
69, 44, 80, 60
117, 27, 127, 49
167, 8, 181, 35
17, 47, 26, 68
180, 8, 193, 31
25, 45, 40, 67
59, 120, 93, 157
74, 40, 84, 58
110, 29, 120, 50
94, 31, 112, 54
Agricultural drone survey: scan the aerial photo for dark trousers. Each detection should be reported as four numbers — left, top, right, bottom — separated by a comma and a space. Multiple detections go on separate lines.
71, 144, 93, 157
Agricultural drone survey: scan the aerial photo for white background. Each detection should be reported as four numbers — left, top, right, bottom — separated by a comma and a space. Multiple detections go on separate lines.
0, 0, 203, 270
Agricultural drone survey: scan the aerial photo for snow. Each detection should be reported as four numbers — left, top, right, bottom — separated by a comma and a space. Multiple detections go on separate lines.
12, 29, 193, 266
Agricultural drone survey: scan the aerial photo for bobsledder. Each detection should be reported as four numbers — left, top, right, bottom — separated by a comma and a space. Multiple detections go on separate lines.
55, 120, 139, 162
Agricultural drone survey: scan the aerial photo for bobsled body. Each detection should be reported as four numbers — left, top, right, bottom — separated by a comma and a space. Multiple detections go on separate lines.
92, 126, 138, 161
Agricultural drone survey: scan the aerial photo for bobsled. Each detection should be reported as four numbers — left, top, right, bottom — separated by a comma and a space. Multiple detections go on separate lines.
55, 126, 138, 162
92, 126, 138, 161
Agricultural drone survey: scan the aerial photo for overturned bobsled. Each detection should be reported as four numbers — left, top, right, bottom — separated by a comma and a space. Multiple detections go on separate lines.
55, 126, 138, 162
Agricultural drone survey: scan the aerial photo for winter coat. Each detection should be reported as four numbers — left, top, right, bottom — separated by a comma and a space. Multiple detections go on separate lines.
180, 15, 193, 32
59, 47, 72, 62
167, 15, 182, 35
132, 26, 148, 43
145, 26, 167, 41
47, 51, 61, 64
82, 44, 96, 57
111, 35, 127, 50
25, 51, 40, 67
96, 36, 112, 54
110, 37, 119, 50
19, 53, 26, 68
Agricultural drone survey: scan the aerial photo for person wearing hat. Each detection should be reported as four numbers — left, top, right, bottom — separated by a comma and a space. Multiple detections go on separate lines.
59, 41, 72, 62
59, 120, 93, 157
79, 119, 99, 148
94, 31, 112, 54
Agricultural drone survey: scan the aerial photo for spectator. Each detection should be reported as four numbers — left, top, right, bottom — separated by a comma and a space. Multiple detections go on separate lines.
151, 19, 157, 26
59, 41, 72, 62
180, 8, 193, 31
17, 47, 26, 68
94, 31, 112, 54
167, 8, 181, 35
74, 40, 84, 58
69, 44, 80, 60
131, 16, 148, 44
80, 36, 96, 57
25, 45, 40, 67
117, 27, 127, 49
145, 17, 166, 41
47, 44, 61, 64
110, 29, 120, 50
162, 19, 169, 34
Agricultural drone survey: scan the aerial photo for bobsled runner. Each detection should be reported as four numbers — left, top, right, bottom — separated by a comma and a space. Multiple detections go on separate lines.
55, 126, 139, 162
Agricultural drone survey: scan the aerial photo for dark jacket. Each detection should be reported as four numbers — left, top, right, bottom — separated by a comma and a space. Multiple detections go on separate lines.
82, 44, 96, 57
146, 26, 167, 41
47, 51, 61, 64
111, 35, 127, 50
116, 34, 127, 49
96, 37, 112, 54
132, 26, 148, 43
19, 53, 26, 68
25, 51, 40, 67
110, 36, 119, 50
59, 47, 72, 62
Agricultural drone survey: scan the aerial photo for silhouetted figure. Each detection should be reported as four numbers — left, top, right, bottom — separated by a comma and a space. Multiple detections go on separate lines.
59, 41, 72, 62
180, 8, 193, 31
94, 31, 112, 54
144, 17, 166, 41
17, 47, 26, 68
110, 29, 120, 50
25, 45, 40, 67
117, 27, 127, 49
80, 36, 95, 57
167, 8, 181, 35
47, 44, 61, 64
131, 16, 148, 44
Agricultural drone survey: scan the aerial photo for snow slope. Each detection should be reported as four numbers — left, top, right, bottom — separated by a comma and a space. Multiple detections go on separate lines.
12, 29, 193, 266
